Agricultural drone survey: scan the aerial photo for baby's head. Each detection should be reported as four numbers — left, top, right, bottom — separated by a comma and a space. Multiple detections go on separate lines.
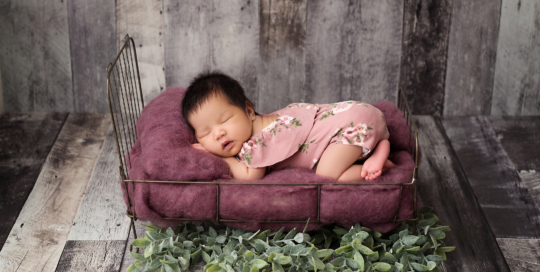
182, 71, 257, 157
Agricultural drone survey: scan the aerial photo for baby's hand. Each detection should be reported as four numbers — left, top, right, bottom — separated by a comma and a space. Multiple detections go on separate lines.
192, 143, 208, 152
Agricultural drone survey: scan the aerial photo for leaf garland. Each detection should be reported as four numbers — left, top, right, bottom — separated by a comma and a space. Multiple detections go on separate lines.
127, 207, 453, 272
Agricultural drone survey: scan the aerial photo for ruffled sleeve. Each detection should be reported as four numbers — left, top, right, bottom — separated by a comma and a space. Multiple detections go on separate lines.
237, 104, 318, 168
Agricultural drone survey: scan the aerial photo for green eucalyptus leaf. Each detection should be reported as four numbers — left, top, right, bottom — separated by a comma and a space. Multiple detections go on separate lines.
250, 259, 268, 269
410, 262, 430, 271
277, 255, 292, 265
401, 235, 419, 247
358, 245, 374, 255
144, 242, 156, 258
250, 265, 259, 272
353, 250, 365, 272
372, 262, 391, 271
346, 258, 359, 270
294, 233, 305, 244
216, 235, 227, 244
394, 262, 404, 271
284, 228, 298, 240
383, 252, 397, 264
333, 227, 348, 236
311, 234, 324, 245
126, 263, 137, 272
132, 237, 151, 248
314, 249, 333, 259
335, 245, 352, 254
274, 227, 285, 242
203, 250, 212, 263
330, 257, 346, 267
437, 246, 455, 253
426, 255, 444, 262
367, 251, 379, 262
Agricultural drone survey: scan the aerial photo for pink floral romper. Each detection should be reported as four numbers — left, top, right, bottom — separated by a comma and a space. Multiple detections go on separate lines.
237, 101, 389, 171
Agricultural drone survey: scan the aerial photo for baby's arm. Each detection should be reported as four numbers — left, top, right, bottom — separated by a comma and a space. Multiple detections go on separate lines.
222, 157, 266, 180
361, 139, 390, 180
192, 143, 265, 180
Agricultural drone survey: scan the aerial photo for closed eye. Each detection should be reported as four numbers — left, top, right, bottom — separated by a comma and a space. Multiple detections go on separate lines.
222, 117, 232, 123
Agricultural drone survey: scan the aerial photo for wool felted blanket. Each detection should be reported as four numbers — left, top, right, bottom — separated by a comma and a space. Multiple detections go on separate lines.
122, 87, 420, 233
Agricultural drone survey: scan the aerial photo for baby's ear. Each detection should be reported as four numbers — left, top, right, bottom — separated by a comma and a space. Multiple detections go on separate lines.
192, 143, 208, 152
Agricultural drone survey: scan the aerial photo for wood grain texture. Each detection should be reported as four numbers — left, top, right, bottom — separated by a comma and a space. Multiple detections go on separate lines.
520, 171, 540, 211
0, 0, 72, 112
442, 116, 540, 238
55, 240, 126, 272
492, 0, 540, 115
0, 113, 110, 272
257, 0, 306, 113
0, 112, 67, 250
415, 116, 510, 271
444, 0, 501, 115
487, 116, 540, 171
69, 0, 116, 112
116, 0, 166, 104
497, 238, 540, 271
164, 0, 259, 103
68, 126, 131, 241
0, 70, 3, 113
305, 0, 402, 104
399, 0, 452, 116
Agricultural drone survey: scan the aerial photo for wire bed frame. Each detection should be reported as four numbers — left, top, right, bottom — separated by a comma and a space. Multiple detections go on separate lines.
107, 35, 419, 251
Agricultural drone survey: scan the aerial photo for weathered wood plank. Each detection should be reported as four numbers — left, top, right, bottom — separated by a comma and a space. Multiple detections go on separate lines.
163, 0, 259, 103
497, 238, 540, 271
442, 116, 540, 238
0, 70, 4, 113
487, 116, 540, 171
492, 0, 540, 115
0, 113, 110, 272
0, 112, 67, 250
68, 126, 131, 241
415, 116, 510, 271
257, 0, 306, 113
55, 240, 126, 272
305, 0, 402, 104
520, 171, 540, 211
444, 0, 501, 116
399, 0, 452, 116
0, 0, 72, 112
69, 0, 116, 112
116, 0, 166, 104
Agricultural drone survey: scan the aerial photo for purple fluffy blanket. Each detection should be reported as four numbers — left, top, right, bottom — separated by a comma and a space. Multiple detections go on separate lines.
122, 87, 420, 233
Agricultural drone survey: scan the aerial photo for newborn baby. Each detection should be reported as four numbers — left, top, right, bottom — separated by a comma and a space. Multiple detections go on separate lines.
182, 71, 394, 181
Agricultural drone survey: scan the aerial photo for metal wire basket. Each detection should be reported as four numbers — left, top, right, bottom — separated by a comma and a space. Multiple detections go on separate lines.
106, 34, 419, 251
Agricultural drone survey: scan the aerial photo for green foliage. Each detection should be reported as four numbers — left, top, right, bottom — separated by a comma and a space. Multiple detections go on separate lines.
127, 207, 454, 272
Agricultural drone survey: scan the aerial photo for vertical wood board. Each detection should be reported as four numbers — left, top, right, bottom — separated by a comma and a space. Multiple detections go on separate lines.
55, 240, 126, 272
497, 238, 540, 271
0, 113, 110, 272
164, 0, 259, 103
116, 0, 166, 104
0, 112, 67, 250
492, 0, 540, 115
68, 126, 131, 241
442, 116, 540, 238
305, 0, 402, 104
0, 0, 72, 112
519, 171, 540, 212
399, 0, 452, 115
414, 116, 510, 271
257, 0, 306, 113
69, 0, 116, 112
444, 0, 501, 115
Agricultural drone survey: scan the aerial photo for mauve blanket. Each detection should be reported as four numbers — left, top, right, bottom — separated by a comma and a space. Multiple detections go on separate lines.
122, 87, 420, 233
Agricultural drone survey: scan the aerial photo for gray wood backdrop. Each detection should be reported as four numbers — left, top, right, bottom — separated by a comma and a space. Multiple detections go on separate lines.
0, 0, 539, 115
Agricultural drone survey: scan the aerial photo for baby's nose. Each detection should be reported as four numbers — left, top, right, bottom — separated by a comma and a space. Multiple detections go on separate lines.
215, 129, 226, 139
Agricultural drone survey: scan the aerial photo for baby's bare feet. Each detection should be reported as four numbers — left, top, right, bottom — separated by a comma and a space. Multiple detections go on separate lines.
361, 158, 395, 180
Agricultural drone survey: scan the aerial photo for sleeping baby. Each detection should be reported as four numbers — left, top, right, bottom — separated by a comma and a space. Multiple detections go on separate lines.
181, 71, 395, 182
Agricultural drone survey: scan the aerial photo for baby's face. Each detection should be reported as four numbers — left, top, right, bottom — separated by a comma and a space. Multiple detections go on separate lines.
188, 94, 255, 157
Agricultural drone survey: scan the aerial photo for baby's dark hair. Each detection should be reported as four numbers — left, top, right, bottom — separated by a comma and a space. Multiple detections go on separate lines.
182, 70, 257, 125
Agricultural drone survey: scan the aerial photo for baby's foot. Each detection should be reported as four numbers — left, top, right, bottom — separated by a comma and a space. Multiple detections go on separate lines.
361, 158, 395, 180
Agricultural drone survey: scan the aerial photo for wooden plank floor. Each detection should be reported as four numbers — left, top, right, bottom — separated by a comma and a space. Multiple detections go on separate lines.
0, 113, 539, 271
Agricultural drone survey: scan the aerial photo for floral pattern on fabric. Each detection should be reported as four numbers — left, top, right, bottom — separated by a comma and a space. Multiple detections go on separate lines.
319, 101, 369, 121
331, 122, 373, 146
238, 115, 302, 165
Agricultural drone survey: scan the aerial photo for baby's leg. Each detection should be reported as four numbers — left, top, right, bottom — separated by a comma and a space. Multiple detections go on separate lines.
316, 144, 364, 181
